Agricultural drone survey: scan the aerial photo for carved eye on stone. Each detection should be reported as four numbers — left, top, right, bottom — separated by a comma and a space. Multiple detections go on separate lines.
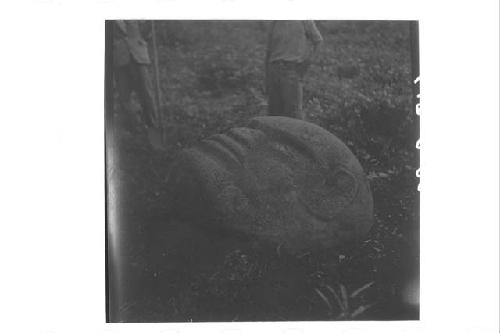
326, 168, 357, 198
299, 167, 358, 221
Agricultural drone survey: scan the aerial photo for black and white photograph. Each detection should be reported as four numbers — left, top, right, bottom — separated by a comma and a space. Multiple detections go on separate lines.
1, 1, 499, 332
106, 20, 420, 322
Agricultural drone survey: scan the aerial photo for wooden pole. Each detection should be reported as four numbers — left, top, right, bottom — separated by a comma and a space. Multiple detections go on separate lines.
104, 20, 117, 323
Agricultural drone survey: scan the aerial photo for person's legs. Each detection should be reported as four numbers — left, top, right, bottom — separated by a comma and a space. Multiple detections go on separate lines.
267, 63, 284, 116
131, 62, 157, 128
281, 67, 304, 120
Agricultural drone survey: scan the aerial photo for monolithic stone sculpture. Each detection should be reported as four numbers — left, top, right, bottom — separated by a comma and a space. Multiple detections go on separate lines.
167, 116, 373, 252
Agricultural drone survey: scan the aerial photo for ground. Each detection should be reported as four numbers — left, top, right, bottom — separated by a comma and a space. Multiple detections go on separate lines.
107, 20, 419, 322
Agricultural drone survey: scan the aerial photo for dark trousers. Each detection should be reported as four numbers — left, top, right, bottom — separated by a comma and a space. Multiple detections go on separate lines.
266, 61, 305, 120
114, 59, 157, 128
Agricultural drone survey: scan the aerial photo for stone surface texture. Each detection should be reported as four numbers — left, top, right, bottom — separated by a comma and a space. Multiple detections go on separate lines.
167, 116, 373, 252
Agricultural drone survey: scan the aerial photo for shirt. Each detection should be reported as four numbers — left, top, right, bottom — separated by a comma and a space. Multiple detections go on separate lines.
267, 21, 323, 64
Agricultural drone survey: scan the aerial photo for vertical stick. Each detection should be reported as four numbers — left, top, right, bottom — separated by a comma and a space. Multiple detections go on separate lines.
104, 20, 117, 323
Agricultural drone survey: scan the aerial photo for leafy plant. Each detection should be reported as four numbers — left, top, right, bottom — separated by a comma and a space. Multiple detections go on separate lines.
314, 281, 375, 319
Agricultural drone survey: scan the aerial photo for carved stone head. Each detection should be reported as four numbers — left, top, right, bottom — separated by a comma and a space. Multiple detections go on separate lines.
168, 116, 373, 252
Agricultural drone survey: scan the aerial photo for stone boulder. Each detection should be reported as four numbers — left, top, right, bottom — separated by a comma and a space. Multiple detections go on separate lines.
167, 116, 373, 252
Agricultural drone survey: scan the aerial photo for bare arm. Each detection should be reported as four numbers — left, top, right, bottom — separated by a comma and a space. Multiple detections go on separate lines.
303, 21, 323, 66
